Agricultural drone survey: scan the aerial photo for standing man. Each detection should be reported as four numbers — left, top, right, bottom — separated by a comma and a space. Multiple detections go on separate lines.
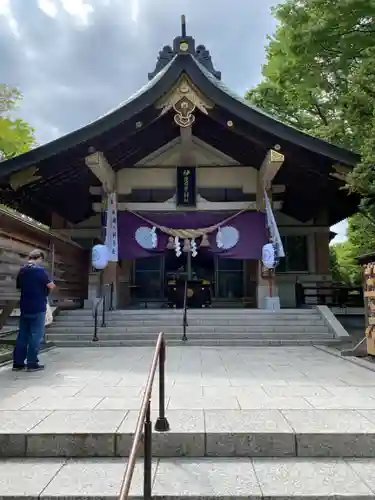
13, 249, 56, 372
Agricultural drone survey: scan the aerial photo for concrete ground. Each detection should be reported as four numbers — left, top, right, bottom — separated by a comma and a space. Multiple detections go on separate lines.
2, 345, 375, 498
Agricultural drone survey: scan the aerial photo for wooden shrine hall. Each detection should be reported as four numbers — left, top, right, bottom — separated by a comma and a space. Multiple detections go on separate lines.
0, 16, 360, 310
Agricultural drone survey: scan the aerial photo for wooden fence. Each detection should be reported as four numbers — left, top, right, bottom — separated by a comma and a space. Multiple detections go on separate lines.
0, 208, 89, 327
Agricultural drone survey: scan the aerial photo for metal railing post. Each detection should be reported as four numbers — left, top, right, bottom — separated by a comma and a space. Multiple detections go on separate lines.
155, 337, 170, 432
143, 400, 152, 500
93, 306, 99, 342
109, 282, 114, 311
101, 291, 106, 327
182, 279, 188, 341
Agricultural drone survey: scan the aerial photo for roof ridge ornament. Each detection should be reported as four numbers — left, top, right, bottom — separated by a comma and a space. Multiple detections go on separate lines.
155, 74, 213, 128
148, 15, 221, 80
181, 14, 186, 37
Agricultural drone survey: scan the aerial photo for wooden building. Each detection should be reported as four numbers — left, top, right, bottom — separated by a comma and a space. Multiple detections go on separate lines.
0, 18, 360, 309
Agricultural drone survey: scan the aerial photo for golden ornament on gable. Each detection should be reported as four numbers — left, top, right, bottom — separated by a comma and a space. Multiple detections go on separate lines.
155, 75, 213, 119
173, 96, 196, 128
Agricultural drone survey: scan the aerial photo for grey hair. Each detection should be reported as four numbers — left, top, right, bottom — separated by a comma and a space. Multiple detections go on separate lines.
28, 249, 45, 261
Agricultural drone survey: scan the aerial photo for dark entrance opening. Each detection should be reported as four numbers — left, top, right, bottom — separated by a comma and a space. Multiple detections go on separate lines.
164, 249, 214, 308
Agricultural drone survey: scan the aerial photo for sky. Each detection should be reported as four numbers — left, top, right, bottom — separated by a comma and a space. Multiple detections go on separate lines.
0, 0, 347, 241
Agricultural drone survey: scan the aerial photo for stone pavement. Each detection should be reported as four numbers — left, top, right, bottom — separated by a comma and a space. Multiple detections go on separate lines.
1, 345, 375, 458
2, 346, 375, 498
2, 457, 375, 498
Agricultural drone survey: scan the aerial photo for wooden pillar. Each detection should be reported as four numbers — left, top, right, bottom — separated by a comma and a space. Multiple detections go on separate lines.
118, 259, 133, 308
315, 232, 331, 276
256, 149, 284, 308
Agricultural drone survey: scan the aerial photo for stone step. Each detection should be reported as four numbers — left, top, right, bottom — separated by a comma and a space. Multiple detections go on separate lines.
62, 308, 317, 314
47, 338, 338, 347
54, 318, 326, 326
46, 331, 333, 340
1, 408, 374, 459
1, 456, 375, 498
59, 312, 322, 321
48, 325, 331, 334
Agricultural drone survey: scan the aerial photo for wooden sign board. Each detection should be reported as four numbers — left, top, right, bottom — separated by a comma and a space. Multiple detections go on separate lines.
176, 167, 196, 207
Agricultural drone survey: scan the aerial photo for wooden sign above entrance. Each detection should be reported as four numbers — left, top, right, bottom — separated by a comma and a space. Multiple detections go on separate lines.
176, 167, 196, 207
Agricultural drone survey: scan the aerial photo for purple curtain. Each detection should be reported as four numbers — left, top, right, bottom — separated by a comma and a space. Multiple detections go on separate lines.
118, 211, 267, 260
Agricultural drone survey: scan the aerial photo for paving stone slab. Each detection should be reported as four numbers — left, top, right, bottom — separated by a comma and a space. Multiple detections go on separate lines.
40, 458, 154, 499
26, 410, 128, 458
282, 409, 375, 457
116, 410, 205, 457
0, 458, 65, 499
153, 458, 262, 498
253, 457, 373, 498
204, 410, 295, 457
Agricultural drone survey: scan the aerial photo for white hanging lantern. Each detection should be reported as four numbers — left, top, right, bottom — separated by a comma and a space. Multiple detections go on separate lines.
262, 243, 275, 269
91, 244, 109, 270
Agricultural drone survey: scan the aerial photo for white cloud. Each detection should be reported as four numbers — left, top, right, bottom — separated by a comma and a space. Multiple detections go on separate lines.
0, 0, 20, 38
130, 0, 139, 23
60, 0, 94, 26
38, 0, 58, 18
1, 0, 278, 143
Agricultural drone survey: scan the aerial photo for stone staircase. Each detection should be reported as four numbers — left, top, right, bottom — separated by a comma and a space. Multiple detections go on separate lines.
45, 308, 340, 346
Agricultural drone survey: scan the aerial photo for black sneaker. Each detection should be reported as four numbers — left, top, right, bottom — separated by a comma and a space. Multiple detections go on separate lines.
27, 364, 45, 372
12, 365, 25, 371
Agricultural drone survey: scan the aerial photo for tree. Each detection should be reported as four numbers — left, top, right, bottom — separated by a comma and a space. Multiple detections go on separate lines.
0, 84, 36, 160
247, 0, 375, 281
330, 241, 362, 285
330, 212, 375, 284
246, 0, 375, 208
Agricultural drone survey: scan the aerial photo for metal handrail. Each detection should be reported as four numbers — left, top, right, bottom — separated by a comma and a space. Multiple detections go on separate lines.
93, 282, 114, 342
182, 278, 188, 341
118, 332, 170, 500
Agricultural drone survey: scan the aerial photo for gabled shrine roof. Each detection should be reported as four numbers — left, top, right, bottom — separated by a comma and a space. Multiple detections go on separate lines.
0, 18, 360, 226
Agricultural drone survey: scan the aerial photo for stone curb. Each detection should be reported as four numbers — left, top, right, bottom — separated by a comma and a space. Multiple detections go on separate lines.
2, 429, 375, 458
313, 345, 375, 373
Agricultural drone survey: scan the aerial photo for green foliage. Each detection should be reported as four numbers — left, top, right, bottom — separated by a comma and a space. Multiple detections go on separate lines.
247, 0, 375, 280
246, 0, 375, 180
0, 84, 36, 160
330, 241, 362, 285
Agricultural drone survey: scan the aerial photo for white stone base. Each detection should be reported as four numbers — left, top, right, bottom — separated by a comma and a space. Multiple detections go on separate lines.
263, 296, 281, 311
257, 285, 279, 309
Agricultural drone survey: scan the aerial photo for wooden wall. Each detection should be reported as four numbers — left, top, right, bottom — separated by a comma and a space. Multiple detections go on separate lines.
0, 209, 89, 309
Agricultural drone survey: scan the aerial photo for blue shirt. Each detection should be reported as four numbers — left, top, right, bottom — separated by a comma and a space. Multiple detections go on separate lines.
17, 264, 51, 314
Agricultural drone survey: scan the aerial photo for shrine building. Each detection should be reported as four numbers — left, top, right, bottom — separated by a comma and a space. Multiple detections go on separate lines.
0, 18, 360, 309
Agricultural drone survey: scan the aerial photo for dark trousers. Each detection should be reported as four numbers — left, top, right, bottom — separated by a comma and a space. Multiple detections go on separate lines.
13, 312, 45, 367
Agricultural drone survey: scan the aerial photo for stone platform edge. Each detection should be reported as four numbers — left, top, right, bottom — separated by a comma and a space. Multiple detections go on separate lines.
3, 427, 375, 458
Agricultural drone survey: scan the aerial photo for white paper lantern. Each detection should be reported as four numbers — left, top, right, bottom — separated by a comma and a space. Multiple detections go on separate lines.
262, 243, 275, 269
92, 244, 109, 270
